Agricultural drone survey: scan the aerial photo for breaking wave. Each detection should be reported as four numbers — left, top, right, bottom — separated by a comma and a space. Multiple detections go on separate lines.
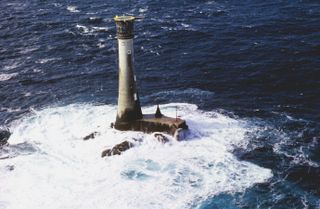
67, 5, 80, 13
0, 73, 18, 82
0, 103, 272, 209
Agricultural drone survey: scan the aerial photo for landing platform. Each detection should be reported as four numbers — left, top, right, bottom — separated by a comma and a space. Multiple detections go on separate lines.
114, 114, 188, 136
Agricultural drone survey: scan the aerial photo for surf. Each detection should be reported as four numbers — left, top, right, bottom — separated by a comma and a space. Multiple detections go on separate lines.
0, 103, 272, 209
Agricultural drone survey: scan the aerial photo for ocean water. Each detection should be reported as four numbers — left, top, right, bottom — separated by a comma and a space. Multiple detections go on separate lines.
0, 0, 319, 208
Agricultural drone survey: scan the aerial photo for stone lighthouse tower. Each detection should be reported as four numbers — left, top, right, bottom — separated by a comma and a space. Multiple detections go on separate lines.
114, 16, 143, 130
112, 15, 188, 136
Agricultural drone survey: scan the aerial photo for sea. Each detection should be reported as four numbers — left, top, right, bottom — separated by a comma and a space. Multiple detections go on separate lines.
0, 0, 319, 208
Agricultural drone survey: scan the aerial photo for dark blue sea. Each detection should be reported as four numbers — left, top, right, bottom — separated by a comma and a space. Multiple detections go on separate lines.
0, 0, 319, 208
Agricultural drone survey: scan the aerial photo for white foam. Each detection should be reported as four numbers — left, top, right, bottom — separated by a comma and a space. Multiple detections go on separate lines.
19, 46, 39, 54
89, 17, 99, 20
139, 7, 148, 13
3, 62, 20, 71
36, 58, 60, 64
67, 5, 80, 13
181, 23, 190, 28
0, 107, 22, 113
76, 24, 90, 34
53, 3, 62, 8
97, 43, 106, 49
92, 26, 109, 32
0, 103, 272, 209
76, 24, 109, 35
0, 73, 18, 81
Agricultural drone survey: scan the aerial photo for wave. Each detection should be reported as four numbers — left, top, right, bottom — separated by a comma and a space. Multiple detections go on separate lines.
0, 73, 18, 82
142, 88, 214, 105
76, 24, 110, 35
0, 103, 272, 209
67, 5, 80, 13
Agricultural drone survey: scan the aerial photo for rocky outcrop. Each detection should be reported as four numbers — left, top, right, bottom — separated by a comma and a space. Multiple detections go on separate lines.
153, 133, 169, 143
101, 141, 134, 157
174, 128, 185, 141
83, 132, 98, 140
0, 128, 11, 147
114, 114, 188, 136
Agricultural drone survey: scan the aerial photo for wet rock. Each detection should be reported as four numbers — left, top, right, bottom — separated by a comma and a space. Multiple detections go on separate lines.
174, 128, 185, 141
101, 141, 134, 157
83, 132, 98, 140
153, 133, 169, 143
0, 128, 11, 147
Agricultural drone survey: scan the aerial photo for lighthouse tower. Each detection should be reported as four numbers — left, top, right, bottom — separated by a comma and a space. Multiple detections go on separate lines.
112, 15, 188, 136
114, 16, 143, 130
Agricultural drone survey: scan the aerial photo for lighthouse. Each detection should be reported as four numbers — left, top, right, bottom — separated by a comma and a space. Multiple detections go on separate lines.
113, 15, 188, 136
114, 16, 143, 130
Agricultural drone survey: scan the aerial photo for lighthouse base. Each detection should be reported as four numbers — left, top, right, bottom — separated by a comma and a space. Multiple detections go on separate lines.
114, 114, 188, 137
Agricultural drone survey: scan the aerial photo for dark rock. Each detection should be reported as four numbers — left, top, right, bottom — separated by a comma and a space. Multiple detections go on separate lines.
114, 114, 188, 136
174, 128, 186, 141
101, 149, 110, 157
0, 128, 11, 147
83, 132, 98, 140
153, 133, 169, 143
101, 141, 134, 157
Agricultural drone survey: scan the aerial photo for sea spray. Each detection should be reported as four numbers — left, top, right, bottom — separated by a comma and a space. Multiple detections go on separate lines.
0, 103, 272, 209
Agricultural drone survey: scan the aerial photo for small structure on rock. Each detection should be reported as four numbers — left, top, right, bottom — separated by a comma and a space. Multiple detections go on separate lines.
113, 15, 188, 136
155, 105, 163, 118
